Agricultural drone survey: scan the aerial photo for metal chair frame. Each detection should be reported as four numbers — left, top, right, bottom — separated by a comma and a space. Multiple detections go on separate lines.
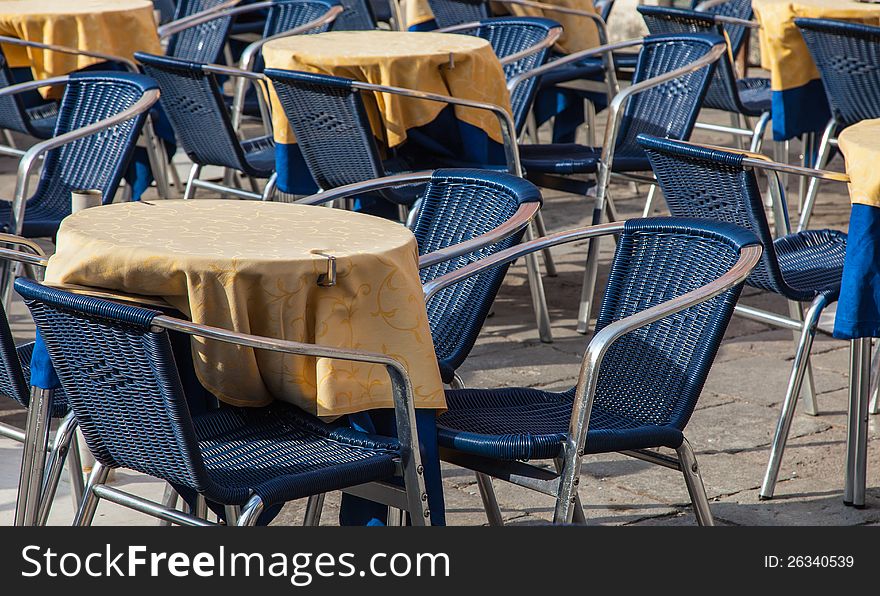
264, 71, 555, 343
640, 137, 855, 500
0, 36, 176, 200
423, 219, 762, 524
506, 36, 727, 334
0, 76, 160, 310
0, 238, 85, 527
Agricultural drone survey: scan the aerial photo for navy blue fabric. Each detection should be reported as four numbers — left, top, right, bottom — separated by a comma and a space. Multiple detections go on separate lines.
834, 203, 880, 339
519, 143, 650, 175
27, 328, 59, 390
340, 409, 445, 526
770, 79, 831, 141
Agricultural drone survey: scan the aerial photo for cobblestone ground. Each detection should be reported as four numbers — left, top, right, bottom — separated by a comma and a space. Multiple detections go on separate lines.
0, 104, 877, 526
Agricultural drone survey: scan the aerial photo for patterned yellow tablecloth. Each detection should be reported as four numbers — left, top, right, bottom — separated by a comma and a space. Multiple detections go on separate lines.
402, 0, 599, 54
262, 30, 511, 147
45, 200, 446, 417
752, 0, 880, 93
838, 119, 880, 207
0, 0, 162, 85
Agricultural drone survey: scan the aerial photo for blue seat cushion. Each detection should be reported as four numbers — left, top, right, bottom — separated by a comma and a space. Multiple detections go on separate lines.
736, 77, 771, 116
520, 144, 651, 175
241, 135, 276, 178
538, 52, 639, 88
0, 201, 66, 238
437, 386, 685, 461
15, 341, 69, 417
769, 228, 846, 301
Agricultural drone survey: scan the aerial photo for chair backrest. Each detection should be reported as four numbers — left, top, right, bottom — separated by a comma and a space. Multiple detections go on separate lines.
593, 217, 754, 431
264, 69, 386, 190
0, 46, 43, 137
167, 0, 235, 63
263, 0, 339, 37
446, 17, 560, 133
796, 18, 880, 127
638, 6, 743, 114
153, 0, 178, 24
613, 33, 722, 159
331, 0, 377, 30
26, 73, 155, 224
427, 0, 489, 28
637, 134, 811, 299
415, 169, 542, 374
596, 0, 614, 22
15, 277, 219, 495
0, 297, 32, 410
137, 52, 251, 173
693, 0, 752, 57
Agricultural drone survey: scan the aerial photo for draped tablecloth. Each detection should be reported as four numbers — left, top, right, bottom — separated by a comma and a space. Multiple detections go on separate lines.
44, 200, 446, 417
402, 0, 600, 53
0, 0, 162, 88
752, 0, 880, 141
834, 119, 880, 339
262, 30, 511, 193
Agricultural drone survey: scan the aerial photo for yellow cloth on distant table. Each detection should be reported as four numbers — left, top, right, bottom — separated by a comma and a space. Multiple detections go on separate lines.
752, 0, 880, 92
262, 30, 511, 147
45, 200, 446, 417
838, 119, 880, 208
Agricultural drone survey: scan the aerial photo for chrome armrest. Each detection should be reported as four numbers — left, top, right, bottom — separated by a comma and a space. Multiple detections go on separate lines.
0, 234, 47, 258
10, 88, 161, 236
565, 238, 762, 460
435, 22, 563, 67
0, 36, 139, 72
157, 0, 246, 38
0, 244, 48, 268
418, 201, 540, 270
196, 64, 275, 131
295, 171, 435, 206
714, 15, 761, 29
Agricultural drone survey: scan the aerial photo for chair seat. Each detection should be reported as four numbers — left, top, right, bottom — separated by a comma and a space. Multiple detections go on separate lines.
538, 52, 639, 89
241, 135, 276, 177
768, 228, 846, 301
736, 77, 771, 116
193, 402, 400, 506
520, 143, 650, 175
437, 386, 685, 461
15, 341, 69, 417
24, 103, 59, 140
0, 200, 68, 238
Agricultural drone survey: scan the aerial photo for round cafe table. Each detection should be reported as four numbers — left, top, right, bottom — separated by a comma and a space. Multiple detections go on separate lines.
262, 30, 511, 194
0, 0, 162, 85
752, 0, 880, 141
44, 200, 446, 418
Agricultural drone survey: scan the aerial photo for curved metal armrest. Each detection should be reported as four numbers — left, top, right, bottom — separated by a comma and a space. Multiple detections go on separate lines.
157, 0, 246, 38
10, 88, 161, 235
565, 239, 762, 451
435, 22, 563, 67
295, 171, 435, 205
418, 201, 540, 270
0, 36, 138, 72
0, 74, 71, 100
0, 244, 48, 268
714, 15, 760, 29
0, 234, 47, 258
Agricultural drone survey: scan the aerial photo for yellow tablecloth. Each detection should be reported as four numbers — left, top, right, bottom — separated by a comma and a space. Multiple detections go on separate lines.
262, 30, 511, 147
838, 119, 880, 207
45, 200, 446, 417
752, 0, 880, 93
403, 0, 599, 53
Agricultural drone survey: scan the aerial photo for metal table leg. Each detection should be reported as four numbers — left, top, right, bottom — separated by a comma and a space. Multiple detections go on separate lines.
844, 338, 870, 508
14, 387, 54, 526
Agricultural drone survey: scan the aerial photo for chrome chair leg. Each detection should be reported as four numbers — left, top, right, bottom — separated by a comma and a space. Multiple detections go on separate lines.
36, 411, 78, 525
67, 433, 85, 508
797, 119, 836, 233
237, 494, 265, 526
261, 172, 278, 201
159, 483, 178, 526
73, 462, 110, 526
224, 505, 240, 526
642, 184, 659, 217
303, 494, 325, 526
15, 386, 54, 526
474, 472, 503, 526
386, 507, 406, 526
533, 211, 557, 277
525, 223, 554, 343
553, 457, 585, 524
870, 342, 880, 415
749, 112, 771, 154
677, 437, 714, 526
183, 164, 202, 200
192, 494, 208, 519
788, 300, 819, 416
844, 337, 871, 507
760, 294, 827, 499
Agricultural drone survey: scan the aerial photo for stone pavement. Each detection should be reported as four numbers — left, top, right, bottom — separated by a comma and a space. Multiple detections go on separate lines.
0, 106, 877, 527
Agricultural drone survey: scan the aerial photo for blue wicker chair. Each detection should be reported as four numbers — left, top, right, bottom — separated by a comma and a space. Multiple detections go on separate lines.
0, 73, 160, 308
0, 47, 58, 157
794, 18, 880, 232
0, 238, 83, 527
160, 0, 242, 63
638, 5, 769, 153
430, 217, 762, 525
506, 33, 726, 334
15, 276, 431, 527
637, 134, 849, 501
693, 0, 753, 56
